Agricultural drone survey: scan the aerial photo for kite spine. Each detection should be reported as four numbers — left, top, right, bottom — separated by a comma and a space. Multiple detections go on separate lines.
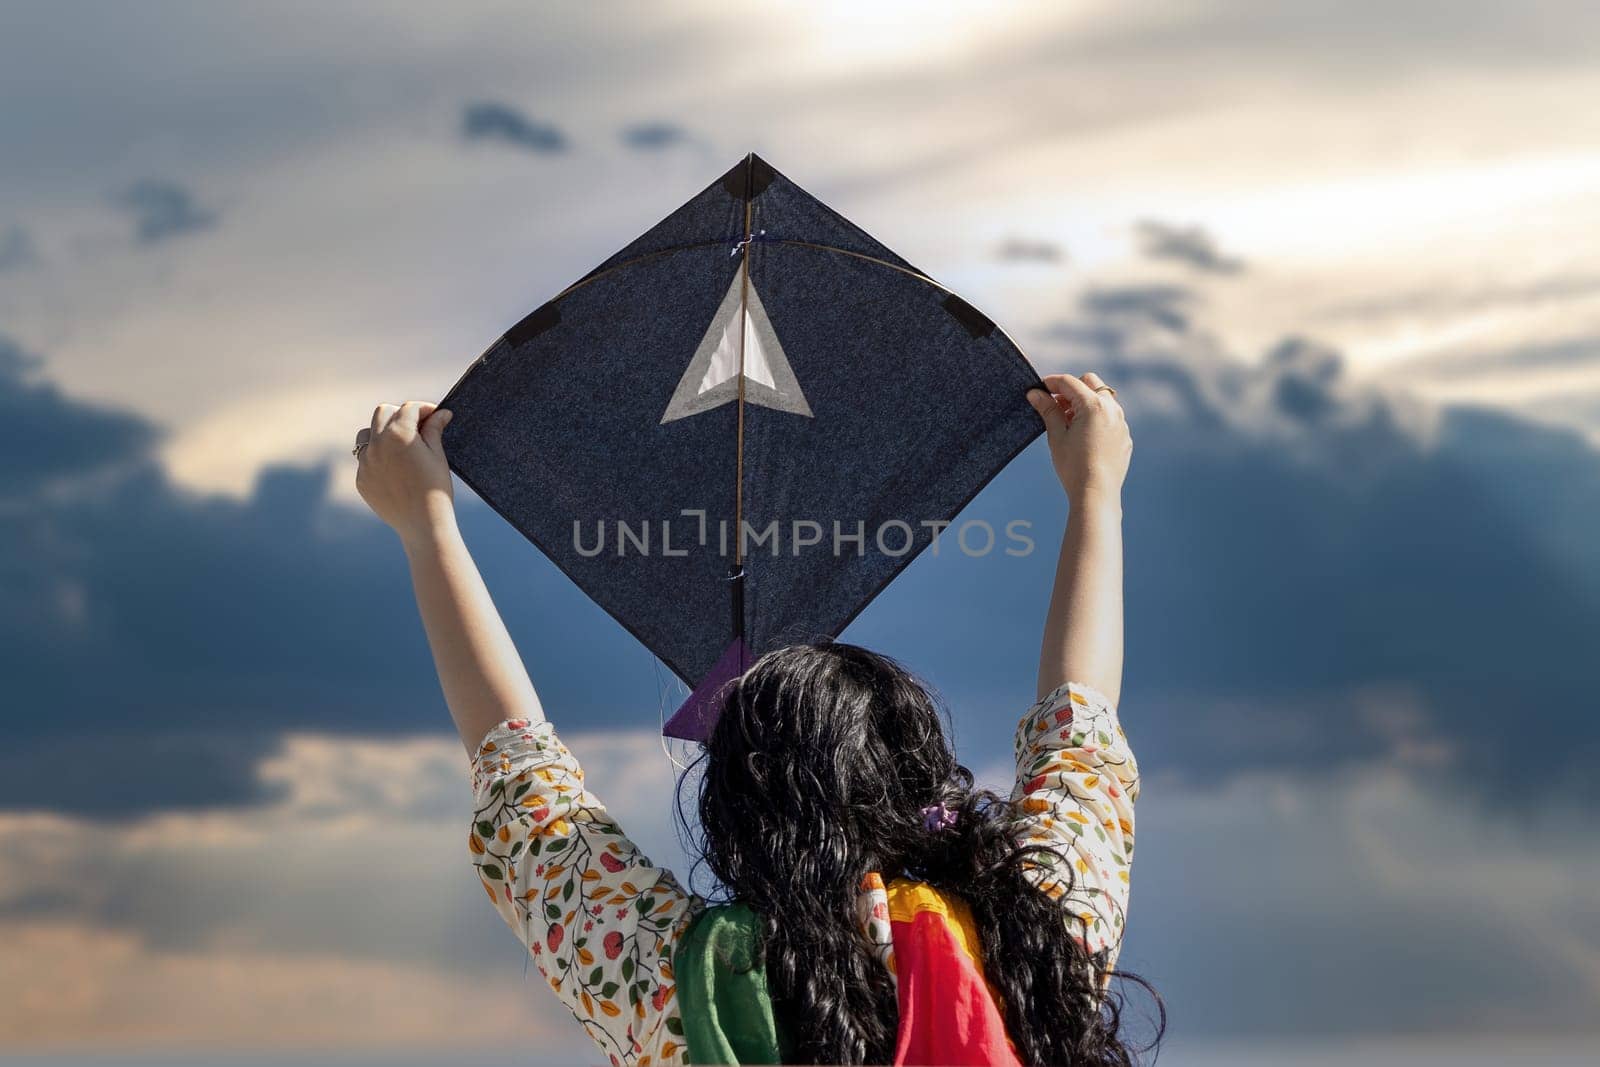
729, 153, 755, 643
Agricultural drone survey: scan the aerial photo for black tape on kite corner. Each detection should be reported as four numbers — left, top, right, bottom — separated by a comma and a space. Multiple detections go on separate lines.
942, 293, 996, 339
504, 300, 562, 347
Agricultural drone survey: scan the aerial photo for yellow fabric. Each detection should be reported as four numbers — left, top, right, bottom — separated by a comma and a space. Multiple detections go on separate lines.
884, 878, 984, 967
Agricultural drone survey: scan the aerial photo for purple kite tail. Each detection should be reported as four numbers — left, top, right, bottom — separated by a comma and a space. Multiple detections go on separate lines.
662, 636, 750, 742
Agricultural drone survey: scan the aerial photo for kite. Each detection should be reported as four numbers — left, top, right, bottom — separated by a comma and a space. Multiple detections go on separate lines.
438, 153, 1045, 740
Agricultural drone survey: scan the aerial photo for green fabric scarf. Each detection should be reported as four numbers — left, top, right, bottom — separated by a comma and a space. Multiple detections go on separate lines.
672, 903, 795, 1065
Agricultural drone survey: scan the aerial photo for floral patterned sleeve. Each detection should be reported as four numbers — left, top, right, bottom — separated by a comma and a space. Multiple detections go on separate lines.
468, 718, 704, 1067
1011, 680, 1140, 975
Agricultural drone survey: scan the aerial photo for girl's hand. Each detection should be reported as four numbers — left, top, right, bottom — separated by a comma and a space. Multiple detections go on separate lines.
355, 401, 455, 542
1026, 372, 1132, 503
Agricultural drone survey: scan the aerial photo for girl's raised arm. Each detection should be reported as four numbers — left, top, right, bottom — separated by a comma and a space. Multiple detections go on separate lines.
356, 400, 545, 756
1024, 373, 1132, 706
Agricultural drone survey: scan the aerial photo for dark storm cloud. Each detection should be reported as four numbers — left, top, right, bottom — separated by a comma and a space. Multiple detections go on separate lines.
1262, 336, 1343, 421
112, 179, 217, 244
994, 237, 1065, 263
461, 101, 569, 153
0, 334, 158, 498
0, 340, 669, 817
0, 733, 287, 814
0, 225, 38, 272
867, 277, 1600, 810
1009, 285, 1600, 807
859, 348, 1600, 813
1135, 219, 1244, 274
0, 334, 37, 376
620, 120, 696, 151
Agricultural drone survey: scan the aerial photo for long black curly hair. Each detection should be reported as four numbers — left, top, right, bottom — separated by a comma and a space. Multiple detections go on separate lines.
681, 640, 1163, 1065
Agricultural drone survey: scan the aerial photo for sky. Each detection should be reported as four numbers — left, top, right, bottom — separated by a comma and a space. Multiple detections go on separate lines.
2, 1, 1598, 1063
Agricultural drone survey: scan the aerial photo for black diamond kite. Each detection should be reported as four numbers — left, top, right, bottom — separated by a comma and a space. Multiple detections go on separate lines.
438, 153, 1045, 739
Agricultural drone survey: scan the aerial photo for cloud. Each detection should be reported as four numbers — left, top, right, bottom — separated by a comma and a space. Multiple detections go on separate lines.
0, 334, 38, 377
1135, 219, 1244, 274
461, 101, 569, 153
992, 282, 1600, 810
1048, 282, 1434, 458
1121, 766, 1600, 1040
1397, 334, 1600, 379
1075, 284, 1197, 332
0, 918, 549, 1052
112, 179, 217, 244
0, 225, 38, 272
620, 120, 698, 151
966, 750, 1600, 1041
0, 726, 685, 1052
1313, 272, 1600, 324
1262, 335, 1345, 421
994, 236, 1065, 263
1025, 0, 1600, 82
3, 719, 1596, 1050
0, 345, 687, 816
1296, 271, 1600, 448
0, 334, 159, 501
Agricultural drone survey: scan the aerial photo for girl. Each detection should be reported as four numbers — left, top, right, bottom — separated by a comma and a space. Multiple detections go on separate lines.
355, 371, 1153, 1065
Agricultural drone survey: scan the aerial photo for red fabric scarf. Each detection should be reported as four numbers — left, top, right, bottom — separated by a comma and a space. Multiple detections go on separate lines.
881, 879, 1022, 1066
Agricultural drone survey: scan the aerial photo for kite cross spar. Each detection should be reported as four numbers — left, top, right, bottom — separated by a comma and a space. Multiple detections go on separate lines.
434, 153, 1052, 740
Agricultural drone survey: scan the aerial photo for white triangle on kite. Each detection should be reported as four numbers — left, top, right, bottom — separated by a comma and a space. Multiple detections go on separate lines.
699, 309, 778, 395
661, 272, 812, 423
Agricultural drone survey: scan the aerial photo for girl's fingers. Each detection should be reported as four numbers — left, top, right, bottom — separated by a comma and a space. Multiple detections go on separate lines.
371, 403, 399, 437
1037, 374, 1078, 425
370, 400, 441, 446
1026, 388, 1070, 433
354, 427, 371, 447
1080, 371, 1123, 417
393, 400, 435, 433
1043, 372, 1099, 411
420, 407, 453, 450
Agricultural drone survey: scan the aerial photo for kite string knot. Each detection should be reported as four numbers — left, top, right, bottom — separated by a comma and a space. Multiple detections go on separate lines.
729, 229, 769, 257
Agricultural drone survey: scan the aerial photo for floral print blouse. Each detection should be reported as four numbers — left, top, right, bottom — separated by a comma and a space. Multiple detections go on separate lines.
467, 679, 1139, 1066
